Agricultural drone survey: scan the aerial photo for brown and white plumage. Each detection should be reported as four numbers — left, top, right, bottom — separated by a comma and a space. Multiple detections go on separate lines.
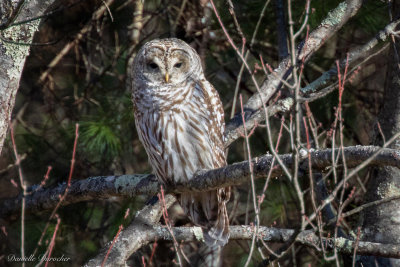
131, 38, 230, 246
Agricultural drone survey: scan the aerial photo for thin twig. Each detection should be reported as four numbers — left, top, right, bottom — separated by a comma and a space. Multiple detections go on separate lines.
240, 95, 260, 267
10, 124, 27, 267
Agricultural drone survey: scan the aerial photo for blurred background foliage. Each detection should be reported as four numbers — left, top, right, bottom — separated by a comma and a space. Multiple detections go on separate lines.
0, 0, 391, 266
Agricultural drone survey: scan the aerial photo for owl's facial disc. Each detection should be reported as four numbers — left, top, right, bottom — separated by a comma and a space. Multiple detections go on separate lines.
142, 47, 192, 85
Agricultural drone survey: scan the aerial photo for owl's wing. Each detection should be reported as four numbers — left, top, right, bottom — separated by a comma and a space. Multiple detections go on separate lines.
194, 80, 226, 168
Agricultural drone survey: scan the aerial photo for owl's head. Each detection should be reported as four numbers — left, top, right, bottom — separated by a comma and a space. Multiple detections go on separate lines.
133, 38, 203, 86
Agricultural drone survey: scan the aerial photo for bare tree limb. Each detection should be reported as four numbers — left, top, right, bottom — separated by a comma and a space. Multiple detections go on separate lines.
85, 224, 400, 267
302, 18, 400, 95
85, 195, 176, 267
242, 0, 362, 112
225, 17, 399, 148
2, 145, 400, 219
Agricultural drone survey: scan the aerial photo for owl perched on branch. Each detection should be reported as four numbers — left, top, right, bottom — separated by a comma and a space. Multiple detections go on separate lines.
131, 38, 230, 246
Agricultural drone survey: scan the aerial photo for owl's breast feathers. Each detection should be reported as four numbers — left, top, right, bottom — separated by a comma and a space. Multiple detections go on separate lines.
134, 79, 225, 185
133, 77, 193, 113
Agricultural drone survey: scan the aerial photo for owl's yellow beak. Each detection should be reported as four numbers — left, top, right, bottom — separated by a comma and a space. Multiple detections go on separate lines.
165, 73, 170, 83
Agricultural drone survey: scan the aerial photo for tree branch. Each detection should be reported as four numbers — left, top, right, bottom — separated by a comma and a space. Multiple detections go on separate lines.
85, 195, 176, 267
225, 17, 400, 148
86, 225, 400, 267
302, 18, 400, 95
242, 0, 362, 112
2, 145, 400, 219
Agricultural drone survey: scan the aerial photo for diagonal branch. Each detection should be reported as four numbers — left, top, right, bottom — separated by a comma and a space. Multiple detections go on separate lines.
85, 195, 176, 267
302, 18, 400, 95
225, 17, 400, 147
241, 0, 362, 112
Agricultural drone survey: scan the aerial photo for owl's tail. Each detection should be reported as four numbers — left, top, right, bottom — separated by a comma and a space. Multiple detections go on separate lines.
180, 188, 230, 247
181, 189, 230, 267
203, 194, 230, 247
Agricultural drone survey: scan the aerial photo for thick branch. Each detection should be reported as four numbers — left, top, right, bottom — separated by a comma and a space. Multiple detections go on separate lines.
85, 225, 400, 267
85, 195, 176, 267
2, 145, 400, 218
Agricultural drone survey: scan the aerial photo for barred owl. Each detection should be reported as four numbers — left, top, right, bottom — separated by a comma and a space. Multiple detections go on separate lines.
131, 38, 230, 246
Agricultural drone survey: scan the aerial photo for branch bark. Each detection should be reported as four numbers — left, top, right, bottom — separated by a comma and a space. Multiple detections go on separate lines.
85, 224, 400, 267
2, 145, 400, 219
85, 195, 176, 267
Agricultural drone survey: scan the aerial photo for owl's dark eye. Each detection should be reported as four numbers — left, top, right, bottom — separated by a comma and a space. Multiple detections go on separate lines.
174, 62, 182, 68
148, 62, 158, 69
